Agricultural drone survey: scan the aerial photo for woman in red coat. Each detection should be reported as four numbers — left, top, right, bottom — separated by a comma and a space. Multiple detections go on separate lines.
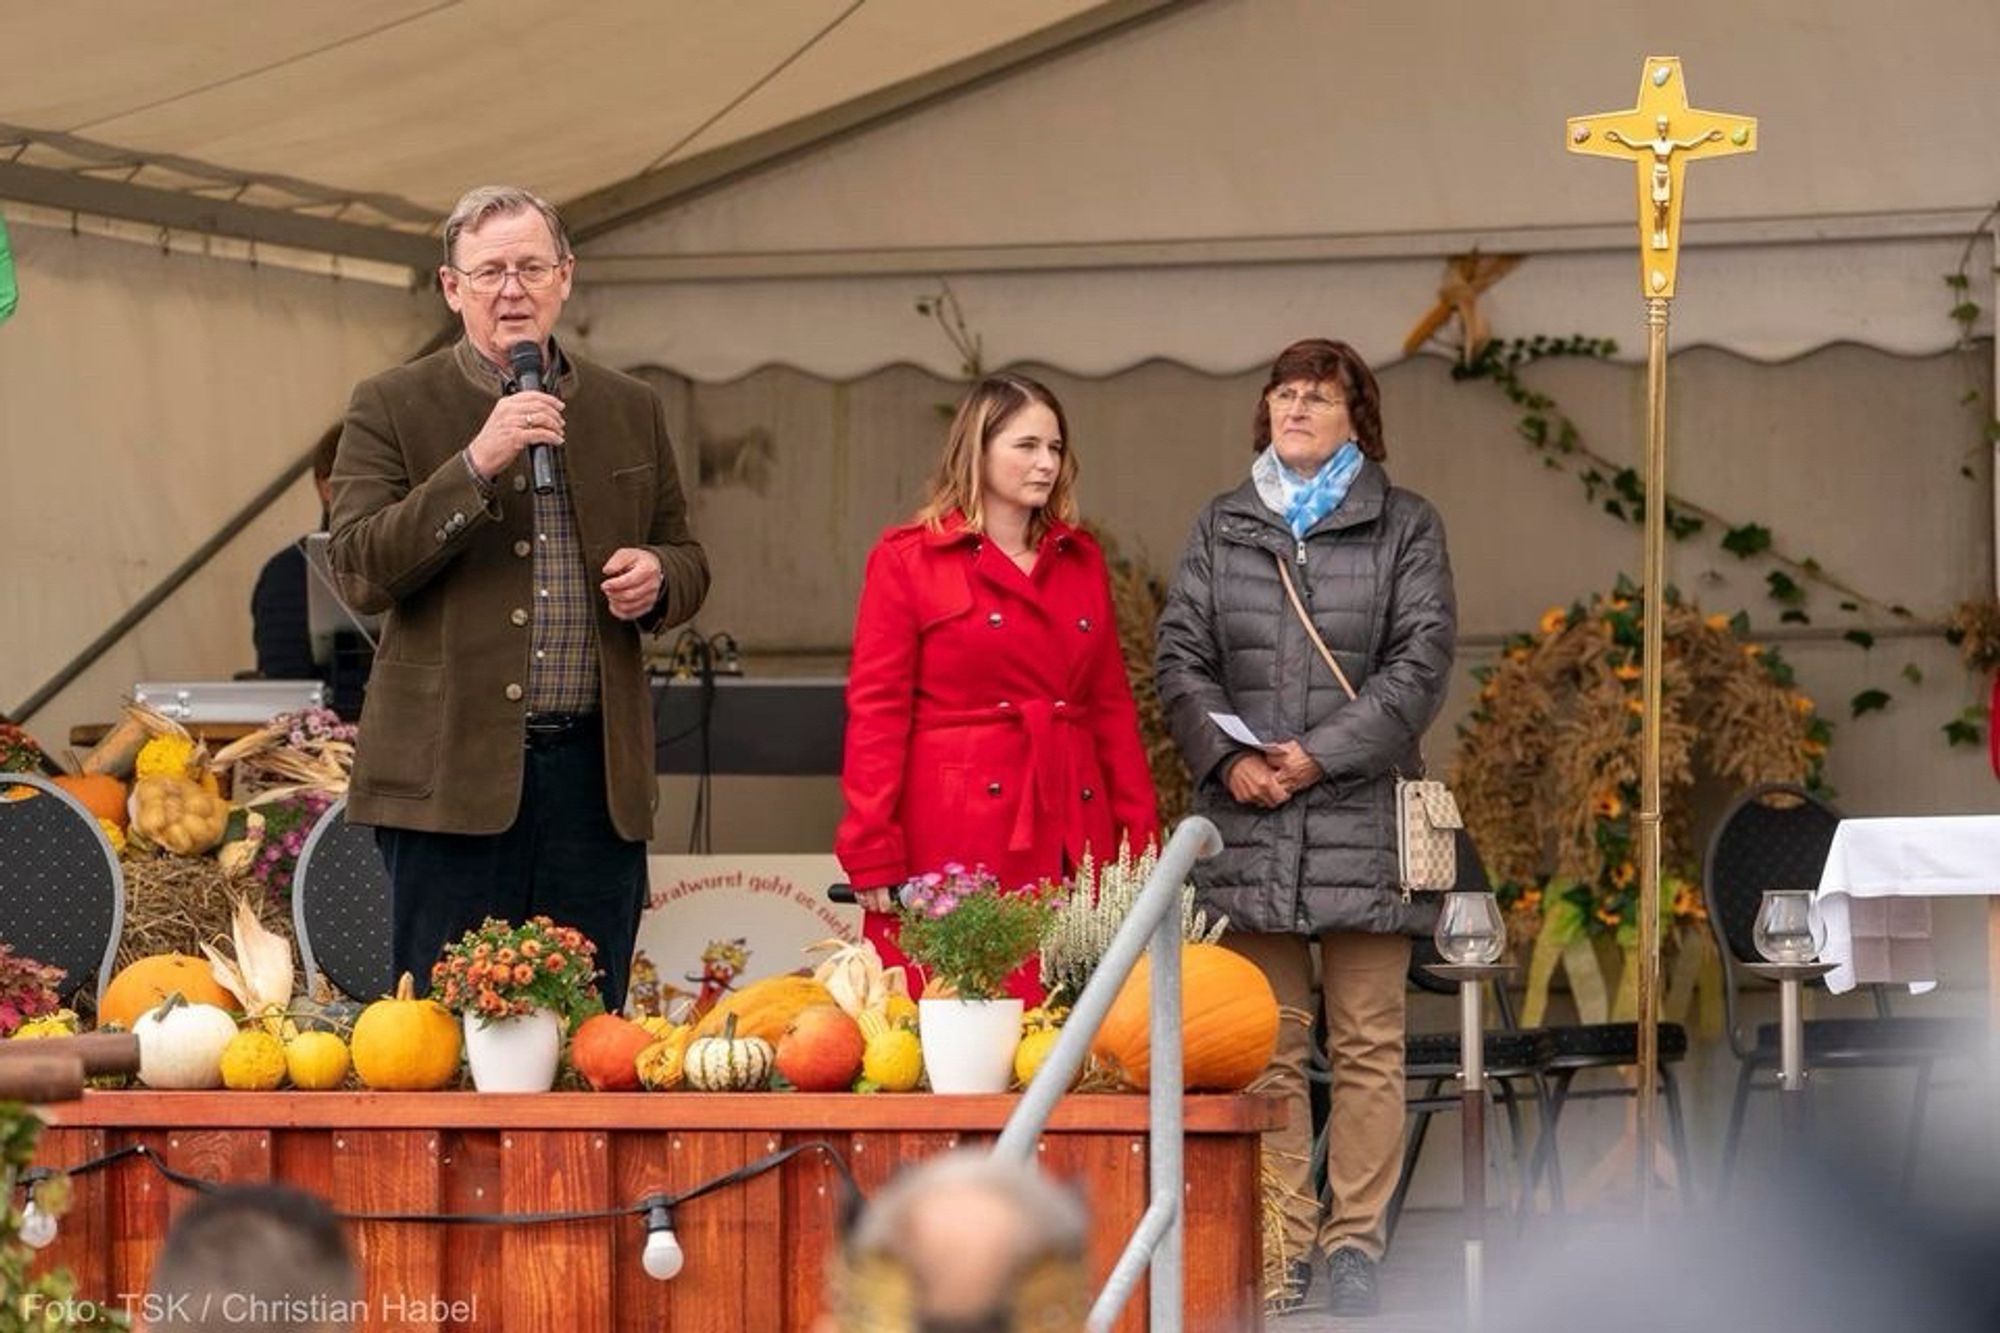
836, 374, 1160, 1002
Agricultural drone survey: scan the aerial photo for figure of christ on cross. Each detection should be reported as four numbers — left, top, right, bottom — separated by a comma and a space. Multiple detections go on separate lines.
1604, 115, 1725, 249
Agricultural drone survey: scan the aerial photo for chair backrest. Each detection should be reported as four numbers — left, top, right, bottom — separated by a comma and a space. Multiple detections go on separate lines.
292, 797, 395, 1000
0, 773, 125, 1007
1701, 781, 1842, 1054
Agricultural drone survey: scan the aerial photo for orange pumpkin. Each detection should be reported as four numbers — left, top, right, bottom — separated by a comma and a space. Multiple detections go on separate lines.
570, 1013, 655, 1091
100, 954, 237, 1029
1090, 944, 1280, 1092
690, 974, 837, 1047
53, 773, 130, 830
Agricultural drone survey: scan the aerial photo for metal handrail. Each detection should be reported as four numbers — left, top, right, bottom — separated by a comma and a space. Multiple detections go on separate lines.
993, 815, 1223, 1333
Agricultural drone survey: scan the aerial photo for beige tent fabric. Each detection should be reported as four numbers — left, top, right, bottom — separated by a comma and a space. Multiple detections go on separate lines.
0, 217, 436, 748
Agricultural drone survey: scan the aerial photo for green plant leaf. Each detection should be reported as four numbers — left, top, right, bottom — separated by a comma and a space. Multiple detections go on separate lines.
1950, 301, 1982, 324
1721, 524, 1772, 558
1766, 571, 1806, 605
1901, 663, 1924, 685
1849, 689, 1892, 718
1943, 718, 1982, 747
1843, 630, 1875, 649
1780, 609, 1811, 624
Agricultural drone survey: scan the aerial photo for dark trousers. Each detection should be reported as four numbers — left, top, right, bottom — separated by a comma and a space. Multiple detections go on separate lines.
376, 723, 648, 1011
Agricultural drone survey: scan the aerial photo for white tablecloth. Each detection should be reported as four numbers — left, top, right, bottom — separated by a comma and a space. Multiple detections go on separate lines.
1815, 815, 2000, 994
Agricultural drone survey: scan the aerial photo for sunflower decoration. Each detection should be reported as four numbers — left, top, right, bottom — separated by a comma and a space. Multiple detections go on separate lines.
1451, 576, 1830, 1017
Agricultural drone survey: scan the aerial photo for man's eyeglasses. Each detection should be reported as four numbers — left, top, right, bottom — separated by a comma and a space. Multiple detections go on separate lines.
448, 258, 569, 295
1267, 387, 1346, 416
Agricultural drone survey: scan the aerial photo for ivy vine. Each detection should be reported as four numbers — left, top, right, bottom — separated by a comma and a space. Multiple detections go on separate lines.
1450, 334, 1952, 734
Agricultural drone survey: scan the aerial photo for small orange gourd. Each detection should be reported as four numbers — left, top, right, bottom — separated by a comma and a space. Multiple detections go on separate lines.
1090, 944, 1280, 1092
570, 1013, 655, 1091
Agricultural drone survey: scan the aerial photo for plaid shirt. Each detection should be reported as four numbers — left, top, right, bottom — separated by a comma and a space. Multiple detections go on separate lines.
469, 341, 601, 714
525, 442, 601, 713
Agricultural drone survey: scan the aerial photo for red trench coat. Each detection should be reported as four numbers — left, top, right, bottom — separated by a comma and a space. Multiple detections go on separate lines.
835, 514, 1160, 1002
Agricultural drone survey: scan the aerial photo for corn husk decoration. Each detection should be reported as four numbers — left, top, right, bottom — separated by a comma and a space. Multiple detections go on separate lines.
201, 894, 295, 1034
215, 808, 268, 878
806, 938, 910, 1019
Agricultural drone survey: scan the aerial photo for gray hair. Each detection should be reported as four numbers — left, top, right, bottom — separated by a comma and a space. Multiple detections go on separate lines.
441, 185, 571, 266
843, 1151, 1089, 1309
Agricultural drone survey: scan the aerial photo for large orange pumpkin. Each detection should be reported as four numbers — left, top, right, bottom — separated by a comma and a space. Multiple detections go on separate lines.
690, 974, 837, 1047
570, 1013, 655, 1091
53, 774, 130, 830
100, 954, 237, 1028
1090, 944, 1280, 1092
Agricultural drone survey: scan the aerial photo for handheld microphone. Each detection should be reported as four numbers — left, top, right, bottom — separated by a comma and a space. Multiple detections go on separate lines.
508, 340, 556, 495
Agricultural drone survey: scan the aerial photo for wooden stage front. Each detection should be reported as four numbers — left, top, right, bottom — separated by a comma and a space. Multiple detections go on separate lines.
31, 1091, 1282, 1331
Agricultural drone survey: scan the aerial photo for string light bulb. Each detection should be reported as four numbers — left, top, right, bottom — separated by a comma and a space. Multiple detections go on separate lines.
641, 1198, 683, 1281
18, 1198, 58, 1250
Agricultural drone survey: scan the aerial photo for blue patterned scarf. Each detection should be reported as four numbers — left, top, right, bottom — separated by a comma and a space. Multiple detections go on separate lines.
1253, 441, 1364, 538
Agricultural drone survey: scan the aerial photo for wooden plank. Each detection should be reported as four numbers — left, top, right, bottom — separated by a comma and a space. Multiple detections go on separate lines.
161, 1128, 273, 1223
332, 1129, 443, 1333
611, 1132, 674, 1333
1182, 1136, 1262, 1333
27, 1128, 110, 1302
1040, 1133, 1147, 1333
666, 1130, 763, 1333
779, 1132, 846, 1329
500, 1131, 615, 1333
273, 1130, 335, 1203
44, 1091, 1286, 1135
111, 1130, 173, 1304
439, 1130, 502, 1333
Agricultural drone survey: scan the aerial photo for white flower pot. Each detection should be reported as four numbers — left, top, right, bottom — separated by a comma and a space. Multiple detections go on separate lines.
463, 1008, 563, 1092
919, 998, 1023, 1094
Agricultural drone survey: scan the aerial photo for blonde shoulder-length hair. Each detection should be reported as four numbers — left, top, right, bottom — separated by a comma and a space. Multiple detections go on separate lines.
915, 373, 1079, 543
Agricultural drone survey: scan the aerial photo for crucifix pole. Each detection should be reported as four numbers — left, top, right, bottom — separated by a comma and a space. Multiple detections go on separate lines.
1568, 56, 1755, 1221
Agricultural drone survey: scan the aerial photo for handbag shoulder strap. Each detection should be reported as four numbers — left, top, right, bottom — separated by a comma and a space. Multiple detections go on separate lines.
1274, 552, 1358, 702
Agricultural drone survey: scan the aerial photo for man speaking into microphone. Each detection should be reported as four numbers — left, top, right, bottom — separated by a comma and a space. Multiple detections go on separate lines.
329, 185, 708, 1010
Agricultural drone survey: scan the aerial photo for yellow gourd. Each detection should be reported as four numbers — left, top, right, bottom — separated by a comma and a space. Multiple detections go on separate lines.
350, 974, 462, 1091
285, 1032, 352, 1090
690, 974, 837, 1047
636, 1026, 693, 1090
220, 1030, 288, 1090
858, 1013, 923, 1092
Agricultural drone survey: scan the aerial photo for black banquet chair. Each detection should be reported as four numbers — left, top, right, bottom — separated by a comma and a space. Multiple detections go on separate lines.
1703, 782, 1979, 1196
292, 796, 396, 1001
0, 772, 125, 1008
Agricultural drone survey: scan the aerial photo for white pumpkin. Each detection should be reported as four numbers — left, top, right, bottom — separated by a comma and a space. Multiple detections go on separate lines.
134, 996, 241, 1089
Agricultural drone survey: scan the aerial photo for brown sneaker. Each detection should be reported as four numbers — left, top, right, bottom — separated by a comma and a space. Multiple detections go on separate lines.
1324, 1246, 1380, 1317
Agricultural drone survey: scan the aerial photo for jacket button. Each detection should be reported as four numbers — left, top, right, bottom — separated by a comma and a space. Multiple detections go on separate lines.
434, 529, 448, 544
1053, 700, 1067, 711
510, 608, 529, 627
504, 683, 523, 702
997, 700, 1013, 710
987, 781, 1003, 796
1081, 787, 1095, 802
1077, 617, 1092, 632
513, 475, 529, 492
513, 539, 532, 557
987, 612, 1003, 627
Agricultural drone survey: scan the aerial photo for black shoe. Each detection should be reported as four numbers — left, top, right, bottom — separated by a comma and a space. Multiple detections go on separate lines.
1266, 1257, 1316, 1317
1324, 1247, 1380, 1317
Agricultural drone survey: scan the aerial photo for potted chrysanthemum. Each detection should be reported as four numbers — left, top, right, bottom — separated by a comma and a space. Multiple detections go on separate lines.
431, 916, 602, 1092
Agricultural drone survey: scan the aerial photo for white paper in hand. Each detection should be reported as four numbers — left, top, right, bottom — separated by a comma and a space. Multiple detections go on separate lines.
1209, 712, 1284, 753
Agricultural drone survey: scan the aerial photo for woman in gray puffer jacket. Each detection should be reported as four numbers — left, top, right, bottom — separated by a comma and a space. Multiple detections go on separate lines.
1155, 338, 1456, 1317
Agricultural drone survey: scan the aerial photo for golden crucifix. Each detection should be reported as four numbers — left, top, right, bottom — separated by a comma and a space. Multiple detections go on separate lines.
1567, 57, 1754, 1219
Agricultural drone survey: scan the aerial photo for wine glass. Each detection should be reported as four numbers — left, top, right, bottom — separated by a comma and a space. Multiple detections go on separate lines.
1435, 891, 1506, 965
1752, 889, 1825, 964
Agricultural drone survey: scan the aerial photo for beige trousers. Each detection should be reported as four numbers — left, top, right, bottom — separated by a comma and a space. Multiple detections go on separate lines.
1224, 929, 1411, 1262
